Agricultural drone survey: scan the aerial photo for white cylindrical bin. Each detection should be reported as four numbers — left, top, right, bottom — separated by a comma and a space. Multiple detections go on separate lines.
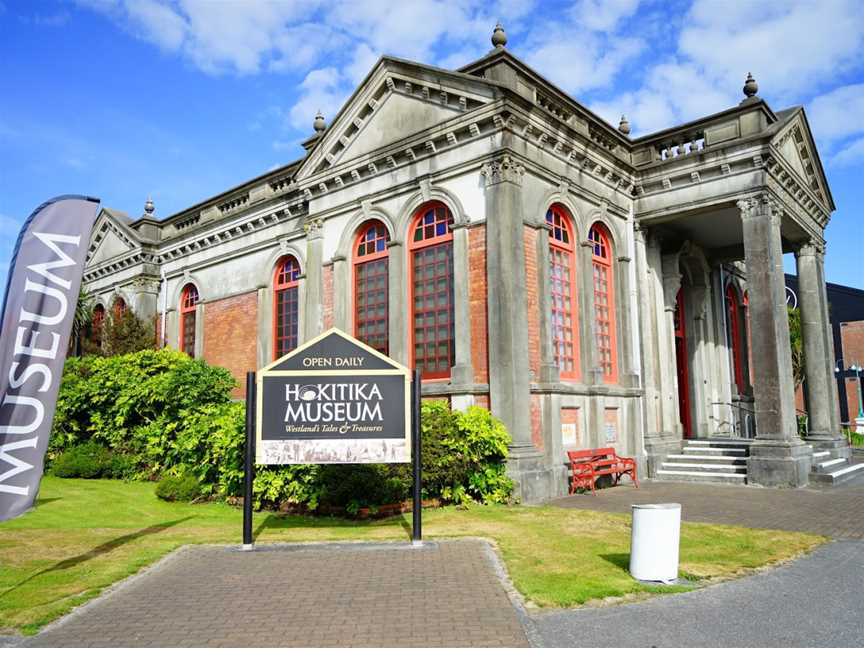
629, 503, 681, 583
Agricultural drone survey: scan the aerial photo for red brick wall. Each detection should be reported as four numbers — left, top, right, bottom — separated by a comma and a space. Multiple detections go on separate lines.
561, 407, 580, 447
523, 227, 541, 378
474, 394, 490, 410
846, 378, 862, 430
530, 394, 543, 450
202, 291, 258, 398
322, 265, 334, 330
794, 384, 806, 414
468, 225, 489, 384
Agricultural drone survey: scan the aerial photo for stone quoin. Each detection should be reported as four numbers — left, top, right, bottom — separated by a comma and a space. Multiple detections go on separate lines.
81, 25, 849, 500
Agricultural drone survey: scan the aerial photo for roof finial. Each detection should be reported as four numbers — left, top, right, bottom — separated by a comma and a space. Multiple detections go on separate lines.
742, 72, 758, 100
618, 115, 631, 136
313, 110, 327, 133
144, 195, 155, 216
491, 22, 507, 49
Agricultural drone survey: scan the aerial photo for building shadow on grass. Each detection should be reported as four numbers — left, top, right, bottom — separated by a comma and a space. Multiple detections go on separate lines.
600, 553, 631, 572
0, 516, 192, 599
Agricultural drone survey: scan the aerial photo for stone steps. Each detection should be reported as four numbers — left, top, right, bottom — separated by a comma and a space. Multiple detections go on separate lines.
655, 438, 751, 485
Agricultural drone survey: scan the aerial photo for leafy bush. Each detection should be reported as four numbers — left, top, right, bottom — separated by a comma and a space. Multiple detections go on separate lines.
155, 473, 202, 502
51, 441, 122, 479
51, 349, 514, 511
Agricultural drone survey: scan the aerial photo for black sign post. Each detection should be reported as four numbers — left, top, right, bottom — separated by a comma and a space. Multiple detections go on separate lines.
242, 371, 256, 550
411, 369, 422, 544
240, 328, 418, 549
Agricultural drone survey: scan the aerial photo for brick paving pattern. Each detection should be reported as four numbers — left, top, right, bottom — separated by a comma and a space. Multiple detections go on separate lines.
551, 479, 864, 538
25, 539, 530, 648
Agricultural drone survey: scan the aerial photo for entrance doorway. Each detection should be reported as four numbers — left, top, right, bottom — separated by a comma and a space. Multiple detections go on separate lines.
674, 288, 693, 438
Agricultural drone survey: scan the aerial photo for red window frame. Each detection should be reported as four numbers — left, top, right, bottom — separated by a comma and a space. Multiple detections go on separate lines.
546, 205, 580, 380
179, 284, 199, 357
112, 297, 127, 322
409, 202, 455, 380
273, 255, 301, 359
726, 284, 745, 392
353, 220, 390, 356
589, 224, 617, 383
91, 304, 105, 346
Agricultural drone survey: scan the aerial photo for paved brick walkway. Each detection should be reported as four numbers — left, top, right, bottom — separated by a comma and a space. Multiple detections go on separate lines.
550, 480, 864, 538
25, 540, 530, 648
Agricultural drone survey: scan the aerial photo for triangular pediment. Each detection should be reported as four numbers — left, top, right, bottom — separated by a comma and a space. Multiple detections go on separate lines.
261, 328, 409, 373
294, 57, 496, 181
86, 210, 140, 266
771, 109, 833, 211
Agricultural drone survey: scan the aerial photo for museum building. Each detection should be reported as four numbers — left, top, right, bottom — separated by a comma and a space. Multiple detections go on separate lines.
81, 25, 862, 501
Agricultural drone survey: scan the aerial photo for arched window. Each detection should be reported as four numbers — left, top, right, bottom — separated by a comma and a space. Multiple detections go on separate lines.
726, 284, 745, 392
273, 255, 301, 359
589, 224, 617, 383
353, 220, 390, 355
112, 297, 127, 322
179, 284, 199, 357
409, 202, 455, 379
546, 205, 579, 379
91, 304, 105, 346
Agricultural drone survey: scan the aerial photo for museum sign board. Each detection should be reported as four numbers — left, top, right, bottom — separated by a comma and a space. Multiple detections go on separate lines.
255, 328, 411, 464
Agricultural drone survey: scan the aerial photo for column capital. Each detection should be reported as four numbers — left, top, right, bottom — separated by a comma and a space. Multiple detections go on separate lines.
481, 154, 525, 187
303, 217, 324, 239
796, 240, 825, 258
737, 193, 783, 227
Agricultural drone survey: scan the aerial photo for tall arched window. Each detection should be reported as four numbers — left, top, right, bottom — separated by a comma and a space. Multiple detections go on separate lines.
409, 202, 455, 379
273, 255, 301, 359
113, 297, 127, 322
91, 304, 105, 346
179, 284, 199, 357
589, 224, 617, 383
726, 284, 745, 393
546, 205, 579, 379
353, 220, 390, 355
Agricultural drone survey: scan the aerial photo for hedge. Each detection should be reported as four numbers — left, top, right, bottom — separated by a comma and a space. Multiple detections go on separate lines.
50, 349, 514, 511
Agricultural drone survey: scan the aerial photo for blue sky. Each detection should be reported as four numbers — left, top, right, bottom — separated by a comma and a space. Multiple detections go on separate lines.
1, 0, 862, 288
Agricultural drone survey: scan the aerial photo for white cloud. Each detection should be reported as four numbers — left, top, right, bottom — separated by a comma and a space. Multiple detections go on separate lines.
807, 84, 864, 144
124, 0, 186, 51
830, 136, 864, 167
679, 0, 864, 102
288, 67, 349, 132
570, 0, 641, 32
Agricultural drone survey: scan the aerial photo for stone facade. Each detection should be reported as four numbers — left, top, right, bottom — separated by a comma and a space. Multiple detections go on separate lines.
81, 31, 841, 499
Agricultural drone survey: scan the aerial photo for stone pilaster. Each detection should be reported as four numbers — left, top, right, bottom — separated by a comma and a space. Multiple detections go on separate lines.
536, 221, 559, 383
450, 223, 474, 386
331, 255, 350, 332
481, 154, 547, 502
256, 286, 270, 368
660, 252, 683, 440
739, 195, 811, 487
302, 218, 324, 341
796, 242, 849, 458
386, 240, 407, 366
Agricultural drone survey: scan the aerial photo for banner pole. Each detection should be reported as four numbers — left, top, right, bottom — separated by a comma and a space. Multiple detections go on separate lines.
242, 371, 256, 550
412, 368, 422, 544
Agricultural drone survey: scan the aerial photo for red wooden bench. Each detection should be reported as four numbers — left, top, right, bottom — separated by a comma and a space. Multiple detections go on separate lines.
567, 447, 639, 495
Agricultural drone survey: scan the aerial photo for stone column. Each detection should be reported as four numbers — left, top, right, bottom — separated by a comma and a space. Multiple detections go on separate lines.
660, 252, 683, 440
740, 195, 811, 486
302, 218, 324, 341
536, 221, 559, 383
816, 249, 843, 435
796, 242, 849, 458
616, 254, 636, 385
331, 255, 350, 331
450, 223, 474, 387
386, 240, 407, 366
481, 154, 548, 502
578, 238, 599, 384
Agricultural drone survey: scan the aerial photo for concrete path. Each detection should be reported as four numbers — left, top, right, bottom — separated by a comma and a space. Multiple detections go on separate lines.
23, 539, 530, 648
550, 480, 864, 538
530, 540, 864, 648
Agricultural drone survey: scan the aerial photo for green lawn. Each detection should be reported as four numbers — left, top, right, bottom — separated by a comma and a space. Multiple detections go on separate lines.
0, 477, 824, 635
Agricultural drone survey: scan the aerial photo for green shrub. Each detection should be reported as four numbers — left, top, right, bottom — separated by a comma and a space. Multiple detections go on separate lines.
52, 348, 514, 510
51, 441, 115, 479
155, 473, 202, 502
